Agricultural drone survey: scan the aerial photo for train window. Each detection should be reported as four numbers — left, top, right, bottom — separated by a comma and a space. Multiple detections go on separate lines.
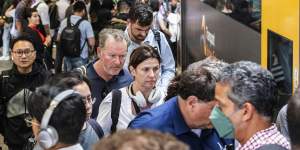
202, 0, 261, 32
268, 30, 293, 106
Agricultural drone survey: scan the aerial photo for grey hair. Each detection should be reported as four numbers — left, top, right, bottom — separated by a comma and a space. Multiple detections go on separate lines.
220, 61, 277, 119
98, 28, 128, 49
187, 56, 229, 81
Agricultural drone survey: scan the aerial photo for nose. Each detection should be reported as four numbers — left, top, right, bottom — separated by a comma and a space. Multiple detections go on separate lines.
140, 31, 147, 37
21, 52, 27, 57
148, 69, 155, 78
114, 56, 122, 65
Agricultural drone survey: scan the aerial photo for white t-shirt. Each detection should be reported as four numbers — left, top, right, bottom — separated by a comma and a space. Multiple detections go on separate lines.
56, 0, 70, 21
97, 87, 165, 135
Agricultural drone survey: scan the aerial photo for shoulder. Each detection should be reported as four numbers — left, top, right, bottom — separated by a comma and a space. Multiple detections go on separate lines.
129, 101, 173, 129
38, 2, 49, 9
257, 144, 288, 150
116, 69, 133, 85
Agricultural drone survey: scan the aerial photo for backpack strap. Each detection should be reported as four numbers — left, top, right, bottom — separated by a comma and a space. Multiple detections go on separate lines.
110, 89, 122, 134
151, 29, 161, 54
32, 2, 42, 10
87, 119, 104, 139
1, 70, 10, 100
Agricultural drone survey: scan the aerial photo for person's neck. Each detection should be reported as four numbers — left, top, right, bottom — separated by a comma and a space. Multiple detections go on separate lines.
93, 60, 113, 81
177, 96, 193, 128
17, 66, 32, 74
73, 12, 83, 17
28, 23, 36, 28
238, 115, 272, 145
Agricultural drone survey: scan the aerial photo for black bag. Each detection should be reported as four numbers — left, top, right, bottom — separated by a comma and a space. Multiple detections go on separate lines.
110, 89, 122, 134
48, 3, 60, 29
60, 17, 86, 57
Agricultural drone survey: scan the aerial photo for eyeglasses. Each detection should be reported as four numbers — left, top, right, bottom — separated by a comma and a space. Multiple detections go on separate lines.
12, 48, 35, 57
24, 116, 40, 127
83, 95, 96, 105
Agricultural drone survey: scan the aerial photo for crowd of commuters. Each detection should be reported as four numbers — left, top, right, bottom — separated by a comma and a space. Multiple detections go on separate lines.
0, 0, 299, 150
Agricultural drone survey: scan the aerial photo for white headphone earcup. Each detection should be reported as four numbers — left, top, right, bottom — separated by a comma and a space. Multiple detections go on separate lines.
148, 89, 162, 104
38, 126, 59, 149
133, 91, 147, 108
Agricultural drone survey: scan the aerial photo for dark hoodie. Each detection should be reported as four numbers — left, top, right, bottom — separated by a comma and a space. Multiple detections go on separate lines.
0, 62, 50, 148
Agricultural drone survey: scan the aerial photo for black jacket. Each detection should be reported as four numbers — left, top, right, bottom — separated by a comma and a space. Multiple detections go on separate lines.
0, 62, 50, 147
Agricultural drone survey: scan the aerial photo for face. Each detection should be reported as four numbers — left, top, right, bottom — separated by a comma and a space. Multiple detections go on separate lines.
130, 58, 160, 90
11, 40, 36, 71
129, 21, 151, 43
73, 82, 93, 120
29, 12, 40, 25
214, 83, 246, 140
98, 37, 127, 76
185, 96, 216, 129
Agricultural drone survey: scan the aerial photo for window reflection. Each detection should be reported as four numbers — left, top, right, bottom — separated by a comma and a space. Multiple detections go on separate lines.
202, 0, 261, 32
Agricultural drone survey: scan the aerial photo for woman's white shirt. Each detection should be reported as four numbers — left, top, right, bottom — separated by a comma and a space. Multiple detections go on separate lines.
97, 87, 165, 135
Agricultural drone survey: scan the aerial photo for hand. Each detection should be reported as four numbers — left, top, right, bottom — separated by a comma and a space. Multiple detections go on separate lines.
0, 18, 5, 27
44, 35, 52, 46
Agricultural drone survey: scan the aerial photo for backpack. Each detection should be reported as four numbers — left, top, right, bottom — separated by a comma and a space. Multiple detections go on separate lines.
48, 3, 60, 29
60, 17, 86, 57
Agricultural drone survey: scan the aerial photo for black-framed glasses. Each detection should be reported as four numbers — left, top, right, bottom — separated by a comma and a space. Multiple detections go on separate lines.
83, 95, 96, 105
12, 48, 35, 57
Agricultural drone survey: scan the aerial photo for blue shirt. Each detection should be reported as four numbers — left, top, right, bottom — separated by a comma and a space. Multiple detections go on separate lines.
129, 97, 234, 150
86, 60, 133, 118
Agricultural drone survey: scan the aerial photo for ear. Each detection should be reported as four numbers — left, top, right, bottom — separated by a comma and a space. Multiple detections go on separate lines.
96, 47, 102, 58
186, 96, 198, 110
241, 102, 254, 121
129, 66, 136, 76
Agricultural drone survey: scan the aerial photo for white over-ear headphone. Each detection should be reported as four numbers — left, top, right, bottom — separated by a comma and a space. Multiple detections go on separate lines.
127, 83, 162, 108
37, 89, 79, 149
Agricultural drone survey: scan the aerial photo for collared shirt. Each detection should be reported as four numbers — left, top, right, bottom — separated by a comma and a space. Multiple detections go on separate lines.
124, 28, 175, 92
238, 124, 290, 150
58, 144, 83, 150
129, 97, 234, 150
86, 60, 133, 118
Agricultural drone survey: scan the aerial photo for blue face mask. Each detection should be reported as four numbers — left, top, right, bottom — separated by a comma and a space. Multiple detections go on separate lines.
209, 106, 234, 139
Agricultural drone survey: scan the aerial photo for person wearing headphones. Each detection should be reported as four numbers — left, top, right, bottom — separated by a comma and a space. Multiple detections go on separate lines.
27, 85, 86, 150
97, 45, 165, 135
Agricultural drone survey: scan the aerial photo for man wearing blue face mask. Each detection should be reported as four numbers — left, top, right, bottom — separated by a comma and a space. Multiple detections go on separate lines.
209, 61, 290, 150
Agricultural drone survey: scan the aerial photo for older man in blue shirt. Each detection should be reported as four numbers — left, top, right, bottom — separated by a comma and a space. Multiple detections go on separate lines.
84, 28, 133, 118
